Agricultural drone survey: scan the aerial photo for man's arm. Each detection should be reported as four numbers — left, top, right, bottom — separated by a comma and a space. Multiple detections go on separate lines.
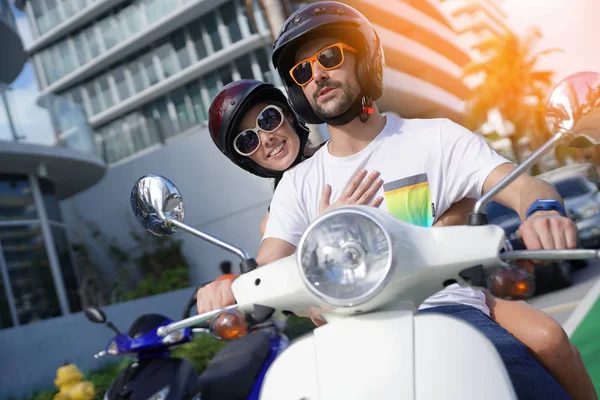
438, 119, 577, 252
482, 163, 563, 220
256, 237, 297, 266
196, 172, 307, 314
433, 197, 477, 226
482, 163, 577, 250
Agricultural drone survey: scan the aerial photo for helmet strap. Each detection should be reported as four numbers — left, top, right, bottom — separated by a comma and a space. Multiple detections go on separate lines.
360, 95, 374, 123
320, 91, 363, 126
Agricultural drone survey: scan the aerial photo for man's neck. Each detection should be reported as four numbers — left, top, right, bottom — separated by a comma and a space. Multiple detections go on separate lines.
327, 108, 387, 157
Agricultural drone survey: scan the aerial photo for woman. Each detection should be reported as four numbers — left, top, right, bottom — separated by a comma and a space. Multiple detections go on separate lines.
207, 79, 595, 400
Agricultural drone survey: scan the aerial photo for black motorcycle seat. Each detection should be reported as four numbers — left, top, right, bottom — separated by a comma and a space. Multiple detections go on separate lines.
197, 331, 272, 399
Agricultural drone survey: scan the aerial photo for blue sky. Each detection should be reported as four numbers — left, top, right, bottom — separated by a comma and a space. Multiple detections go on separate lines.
10, 3, 36, 90
0, 4, 53, 144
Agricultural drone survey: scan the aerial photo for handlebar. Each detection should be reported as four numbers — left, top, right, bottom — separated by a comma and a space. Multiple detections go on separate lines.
158, 304, 239, 337
503, 237, 527, 252
500, 237, 600, 261
161, 238, 597, 338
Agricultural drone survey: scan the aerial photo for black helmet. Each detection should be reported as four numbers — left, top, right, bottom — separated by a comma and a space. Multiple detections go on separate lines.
271, 1, 385, 125
208, 79, 309, 179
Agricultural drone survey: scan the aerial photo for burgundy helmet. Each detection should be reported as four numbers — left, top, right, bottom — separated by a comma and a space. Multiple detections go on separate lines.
208, 79, 309, 179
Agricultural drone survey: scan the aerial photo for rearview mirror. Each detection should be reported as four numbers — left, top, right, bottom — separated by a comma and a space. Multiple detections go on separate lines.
130, 174, 184, 236
84, 307, 107, 324
546, 71, 600, 148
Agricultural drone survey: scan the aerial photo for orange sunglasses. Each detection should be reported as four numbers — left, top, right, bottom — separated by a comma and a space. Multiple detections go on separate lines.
289, 43, 358, 86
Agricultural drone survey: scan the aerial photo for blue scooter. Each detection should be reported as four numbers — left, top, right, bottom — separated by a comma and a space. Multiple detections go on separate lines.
84, 289, 289, 399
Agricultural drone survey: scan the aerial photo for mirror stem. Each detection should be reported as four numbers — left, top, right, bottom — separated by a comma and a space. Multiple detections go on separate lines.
169, 219, 252, 261
106, 322, 121, 335
470, 133, 564, 225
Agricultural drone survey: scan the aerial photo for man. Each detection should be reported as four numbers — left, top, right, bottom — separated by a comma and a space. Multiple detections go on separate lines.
197, 3, 595, 399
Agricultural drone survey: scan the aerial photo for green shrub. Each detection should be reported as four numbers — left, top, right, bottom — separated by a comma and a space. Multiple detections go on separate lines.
85, 359, 132, 398
172, 335, 226, 373
121, 266, 190, 301
22, 388, 56, 400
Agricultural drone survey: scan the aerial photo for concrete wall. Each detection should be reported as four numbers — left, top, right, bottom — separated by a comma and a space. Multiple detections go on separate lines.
0, 287, 197, 398
59, 123, 276, 286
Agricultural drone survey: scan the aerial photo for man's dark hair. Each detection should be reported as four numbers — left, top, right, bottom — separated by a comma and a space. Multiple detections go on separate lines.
220, 260, 232, 274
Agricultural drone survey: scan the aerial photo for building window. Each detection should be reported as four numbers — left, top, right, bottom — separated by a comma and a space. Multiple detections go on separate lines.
186, 81, 207, 123
45, 0, 60, 31
255, 48, 276, 84
72, 33, 89, 66
0, 276, 13, 329
204, 72, 219, 101
60, 0, 75, 20
220, 2, 243, 43
140, 53, 159, 87
98, 16, 122, 51
143, 0, 163, 25
51, 227, 80, 314
155, 38, 180, 79
202, 13, 223, 53
120, 3, 143, 36
171, 88, 194, 133
98, 74, 114, 111
172, 29, 191, 70
85, 81, 101, 115
84, 28, 102, 58
91, 48, 274, 164
218, 67, 234, 89
1, 224, 61, 325
112, 66, 130, 102
59, 40, 76, 75
188, 23, 208, 61
129, 59, 146, 93
236, 55, 255, 79
0, 173, 81, 329
0, 175, 36, 221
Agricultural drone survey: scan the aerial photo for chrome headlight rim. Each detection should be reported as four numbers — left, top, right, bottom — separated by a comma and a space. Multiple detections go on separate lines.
296, 207, 394, 308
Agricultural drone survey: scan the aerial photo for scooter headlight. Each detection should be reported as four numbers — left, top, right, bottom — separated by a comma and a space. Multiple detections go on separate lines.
297, 208, 393, 307
162, 328, 185, 345
107, 340, 119, 355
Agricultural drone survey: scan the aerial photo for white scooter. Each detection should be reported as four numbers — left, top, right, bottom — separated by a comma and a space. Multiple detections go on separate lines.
130, 71, 600, 399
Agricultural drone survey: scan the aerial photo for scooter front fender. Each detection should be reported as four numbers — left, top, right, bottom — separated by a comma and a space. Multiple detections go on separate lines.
259, 310, 516, 400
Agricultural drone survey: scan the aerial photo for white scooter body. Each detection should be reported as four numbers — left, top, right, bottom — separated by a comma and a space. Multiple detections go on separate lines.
259, 310, 515, 400
231, 207, 518, 400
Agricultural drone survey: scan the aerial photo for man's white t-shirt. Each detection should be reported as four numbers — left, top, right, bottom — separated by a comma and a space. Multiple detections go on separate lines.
263, 113, 512, 316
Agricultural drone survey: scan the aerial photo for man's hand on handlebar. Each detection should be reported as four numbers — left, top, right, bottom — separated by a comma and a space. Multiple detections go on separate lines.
196, 279, 236, 314
516, 210, 578, 271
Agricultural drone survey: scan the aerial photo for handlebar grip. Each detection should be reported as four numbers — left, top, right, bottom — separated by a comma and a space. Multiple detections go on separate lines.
503, 237, 527, 252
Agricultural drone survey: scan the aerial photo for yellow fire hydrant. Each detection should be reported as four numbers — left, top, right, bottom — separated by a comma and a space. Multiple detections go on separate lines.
53, 362, 95, 400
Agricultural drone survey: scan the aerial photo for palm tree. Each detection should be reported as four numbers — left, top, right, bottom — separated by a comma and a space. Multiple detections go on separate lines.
462, 27, 562, 163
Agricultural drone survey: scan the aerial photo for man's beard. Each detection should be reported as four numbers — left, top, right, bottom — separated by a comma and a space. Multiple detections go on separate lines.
311, 80, 359, 120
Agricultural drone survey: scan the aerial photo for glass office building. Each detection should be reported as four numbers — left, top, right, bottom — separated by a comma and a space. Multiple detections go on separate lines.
19, 0, 279, 165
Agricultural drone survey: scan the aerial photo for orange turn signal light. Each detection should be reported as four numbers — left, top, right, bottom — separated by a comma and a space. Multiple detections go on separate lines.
487, 267, 535, 299
210, 309, 249, 340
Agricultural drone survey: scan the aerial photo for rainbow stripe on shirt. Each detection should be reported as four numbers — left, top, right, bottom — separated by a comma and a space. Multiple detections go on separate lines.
383, 173, 434, 227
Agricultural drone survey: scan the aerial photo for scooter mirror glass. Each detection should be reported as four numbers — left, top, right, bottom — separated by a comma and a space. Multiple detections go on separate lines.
546, 71, 600, 148
84, 307, 107, 324
130, 174, 184, 236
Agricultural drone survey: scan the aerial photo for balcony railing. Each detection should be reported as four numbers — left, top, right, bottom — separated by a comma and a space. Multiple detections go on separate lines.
0, 87, 96, 156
